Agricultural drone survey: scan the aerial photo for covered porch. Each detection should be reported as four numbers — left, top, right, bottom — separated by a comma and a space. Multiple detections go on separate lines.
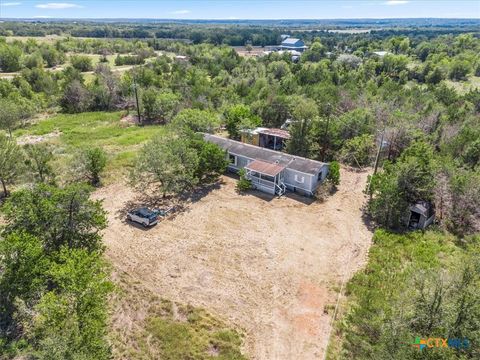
258, 128, 290, 151
245, 160, 286, 196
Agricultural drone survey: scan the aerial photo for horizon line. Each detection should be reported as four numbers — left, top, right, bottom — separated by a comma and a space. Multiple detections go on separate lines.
1, 17, 480, 20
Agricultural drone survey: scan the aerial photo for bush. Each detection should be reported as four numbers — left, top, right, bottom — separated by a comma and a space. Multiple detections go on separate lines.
70, 55, 93, 72
327, 161, 340, 186
340, 134, 375, 167
82, 148, 107, 186
236, 168, 251, 192
114, 54, 144, 66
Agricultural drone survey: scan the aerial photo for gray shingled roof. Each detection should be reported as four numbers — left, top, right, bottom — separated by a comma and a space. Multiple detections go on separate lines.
204, 134, 327, 175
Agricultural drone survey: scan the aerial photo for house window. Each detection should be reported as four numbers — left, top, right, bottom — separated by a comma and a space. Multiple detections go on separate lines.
294, 174, 304, 183
318, 171, 323, 181
229, 154, 237, 166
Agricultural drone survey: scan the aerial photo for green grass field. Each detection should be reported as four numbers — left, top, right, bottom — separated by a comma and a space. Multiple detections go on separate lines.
14, 111, 166, 183
445, 75, 480, 94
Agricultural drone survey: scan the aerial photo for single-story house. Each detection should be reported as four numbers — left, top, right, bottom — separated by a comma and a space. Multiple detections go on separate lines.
408, 201, 435, 230
279, 37, 308, 52
240, 127, 290, 151
204, 134, 329, 196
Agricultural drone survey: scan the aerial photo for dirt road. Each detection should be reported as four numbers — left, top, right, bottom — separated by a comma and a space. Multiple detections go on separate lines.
94, 168, 372, 359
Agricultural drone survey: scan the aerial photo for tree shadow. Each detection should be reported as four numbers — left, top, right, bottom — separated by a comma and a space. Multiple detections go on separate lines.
115, 179, 224, 222
361, 210, 377, 233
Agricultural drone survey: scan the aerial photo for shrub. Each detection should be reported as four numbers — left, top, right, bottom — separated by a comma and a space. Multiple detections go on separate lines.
82, 148, 107, 186
70, 55, 93, 72
327, 161, 340, 186
236, 168, 251, 192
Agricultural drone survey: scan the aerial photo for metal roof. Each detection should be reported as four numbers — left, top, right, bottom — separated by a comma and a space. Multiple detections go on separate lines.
410, 202, 431, 216
245, 160, 285, 177
282, 38, 302, 45
204, 134, 327, 175
241, 127, 290, 139
258, 128, 290, 139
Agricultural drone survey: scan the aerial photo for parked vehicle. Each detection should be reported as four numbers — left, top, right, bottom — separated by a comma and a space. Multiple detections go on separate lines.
127, 208, 159, 227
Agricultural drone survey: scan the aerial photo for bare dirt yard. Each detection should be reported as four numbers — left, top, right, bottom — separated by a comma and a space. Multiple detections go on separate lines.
94, 168, 373, 359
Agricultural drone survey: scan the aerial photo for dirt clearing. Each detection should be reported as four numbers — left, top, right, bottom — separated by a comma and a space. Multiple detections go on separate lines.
94, 168, 373, 359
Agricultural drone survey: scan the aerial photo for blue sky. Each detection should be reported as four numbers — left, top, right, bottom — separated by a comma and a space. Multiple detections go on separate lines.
0, 1, 479, 19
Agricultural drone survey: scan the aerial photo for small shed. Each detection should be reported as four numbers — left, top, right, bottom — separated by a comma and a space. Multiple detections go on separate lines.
408, 202, 435, 230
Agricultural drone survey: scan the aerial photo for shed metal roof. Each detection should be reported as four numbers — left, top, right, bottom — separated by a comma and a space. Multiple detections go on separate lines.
282, 38, 302, 45
258, 128, 290, 139
204, 134, 327, 175
245, 160, 285, 177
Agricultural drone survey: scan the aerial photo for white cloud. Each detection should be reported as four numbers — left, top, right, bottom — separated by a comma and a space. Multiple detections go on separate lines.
35, 3, 82, 9
384, 0, 410, 5
1, 2, 22, 6
33, 15, 52, 18
170, 9, 190, 15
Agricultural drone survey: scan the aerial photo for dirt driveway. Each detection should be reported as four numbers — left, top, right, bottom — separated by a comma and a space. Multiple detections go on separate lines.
94, 168, 372, 359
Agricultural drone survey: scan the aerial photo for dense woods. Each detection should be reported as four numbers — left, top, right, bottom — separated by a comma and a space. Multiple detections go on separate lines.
0, 19, 479, 359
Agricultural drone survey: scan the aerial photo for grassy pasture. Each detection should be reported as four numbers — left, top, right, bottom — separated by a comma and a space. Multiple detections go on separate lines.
14, 111, 166, 183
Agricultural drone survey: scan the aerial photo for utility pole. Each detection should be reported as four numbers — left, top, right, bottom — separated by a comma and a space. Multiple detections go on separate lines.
367, 127, 385, 200
322, 115, 330, 162
321, 103, 332, 162
373, 128, 385, 175
132, 66, 141, 125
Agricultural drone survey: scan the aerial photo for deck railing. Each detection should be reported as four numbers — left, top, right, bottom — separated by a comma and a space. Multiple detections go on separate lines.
249, 176, 275, 189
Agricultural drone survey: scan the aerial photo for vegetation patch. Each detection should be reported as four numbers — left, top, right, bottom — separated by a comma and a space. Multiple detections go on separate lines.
110, 274, 246, 360
327, 230, 480, 359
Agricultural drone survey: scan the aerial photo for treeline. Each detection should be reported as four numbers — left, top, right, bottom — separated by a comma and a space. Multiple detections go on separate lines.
1, 20, 479, 46
0, 181, 112, 358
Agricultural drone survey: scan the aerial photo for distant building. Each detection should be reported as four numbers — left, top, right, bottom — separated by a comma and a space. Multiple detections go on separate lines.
371, 51, 391, 57
280, 37, 307, 52
240, 127, 290, 151
204, 134, 329, 196
174, 55, 188, 62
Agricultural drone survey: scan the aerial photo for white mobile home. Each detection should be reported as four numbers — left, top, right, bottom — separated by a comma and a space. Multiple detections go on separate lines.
204, 134, 329, 196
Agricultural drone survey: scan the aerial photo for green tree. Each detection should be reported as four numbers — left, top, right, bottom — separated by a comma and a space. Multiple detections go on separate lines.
132, 135, 199, 198
142, 88, 180, 122
60, 80, 91, 113
340, 134, 375, 167
171, 109, 220, 133
286, 97, 318, 157
30, 248, 112, 360
0, 134, 24, 197
0, 44, 22, 72
81, 147, 107, 187
224, 104, 261, 140
327, 161, 340, 186
449, 60, 471, 81
367, 142, 436, 229
236, 168, 252, 192
0, 98, 22, 137
191, 139, 228, 182
24, 143, 55, 184
286, 119, 312, 158
70, 55, 93, 72
1, 184, 107, 253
